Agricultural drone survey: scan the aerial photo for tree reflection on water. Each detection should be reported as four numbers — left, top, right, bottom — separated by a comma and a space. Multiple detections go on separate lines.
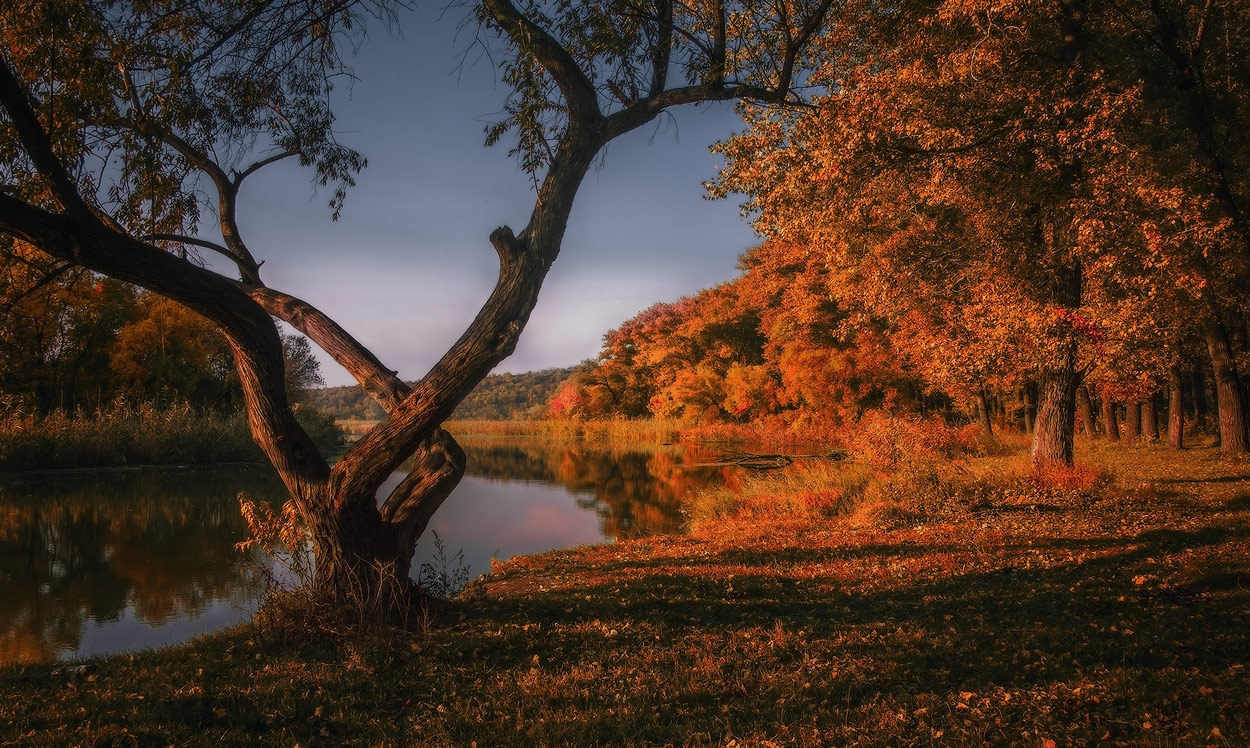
0, 466, 284, 665
459, 440, 736, 539
2, 442, 735, 664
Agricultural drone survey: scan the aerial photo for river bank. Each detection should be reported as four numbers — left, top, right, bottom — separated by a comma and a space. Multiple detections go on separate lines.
2, 444, 1248, 746
0, 401, 343, 472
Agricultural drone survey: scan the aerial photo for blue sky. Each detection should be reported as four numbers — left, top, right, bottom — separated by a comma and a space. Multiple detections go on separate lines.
226, 7, 758, 387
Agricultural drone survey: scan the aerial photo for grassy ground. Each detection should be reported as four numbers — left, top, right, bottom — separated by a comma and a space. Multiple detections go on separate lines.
2, 442, 1248, 747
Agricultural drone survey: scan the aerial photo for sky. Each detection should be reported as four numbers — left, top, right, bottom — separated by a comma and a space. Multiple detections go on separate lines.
225, 6, 760, 387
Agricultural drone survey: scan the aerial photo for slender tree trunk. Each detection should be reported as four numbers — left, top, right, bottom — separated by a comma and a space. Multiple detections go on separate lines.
1203, 314, 1249, 454
1168, 366, 1185, 450
1101, 395, 1120, 442
1077, 386, 1097, 439
1142, 396, 1159, 442
1123, 401, 1142, 445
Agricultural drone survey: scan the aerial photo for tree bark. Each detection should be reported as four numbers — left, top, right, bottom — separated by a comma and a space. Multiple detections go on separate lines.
1123, 401, 1142, 445
1023, 382, 1038, 435
1168, 366, 1184, 450
1190, 365, 1208, 428
1203, 313, 1250, 454
1101, 394, 1120, 442
1032, 360, 1079, 467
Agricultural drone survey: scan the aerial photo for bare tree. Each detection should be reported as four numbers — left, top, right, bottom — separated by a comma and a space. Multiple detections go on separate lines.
0, 0, 838, 613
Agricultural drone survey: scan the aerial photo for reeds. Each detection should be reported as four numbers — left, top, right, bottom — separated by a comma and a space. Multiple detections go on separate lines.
0, 397, 343, 471
443, 417, 688, 444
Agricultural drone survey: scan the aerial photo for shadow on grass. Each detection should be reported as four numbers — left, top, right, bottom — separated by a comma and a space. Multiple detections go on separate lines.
451, 521, 1250, 745
4, 520, 1248, 747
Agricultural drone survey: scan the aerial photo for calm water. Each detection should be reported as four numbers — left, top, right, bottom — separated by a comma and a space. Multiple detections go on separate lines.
0, 440, 735, 665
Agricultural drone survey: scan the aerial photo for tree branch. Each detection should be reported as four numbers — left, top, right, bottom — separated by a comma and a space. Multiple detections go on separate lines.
235, 148, 300, 186
777, 0, 839, 95
648, 0, 673, 98
605, 80, 781, 139
141, 232, 233, 258
888, 126, 1011, 156
0, 60, 94, 224
480, 0, 602, 121
155, 128, 264, 283
247, 285, 411, 411
0, 191, 328, 494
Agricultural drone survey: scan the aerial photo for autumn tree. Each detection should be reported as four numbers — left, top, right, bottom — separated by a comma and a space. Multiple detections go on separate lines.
0, 0, 841, 613
711, 0, 1250, 463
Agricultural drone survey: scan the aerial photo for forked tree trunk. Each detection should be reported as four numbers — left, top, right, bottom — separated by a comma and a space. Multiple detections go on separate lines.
0, 0, 845, 622
1168, 367, 1185, 450
1203, 314, 1249, 454
1101, 394, 1120, 442
1123, 401, 1142, 444
1077, 387, 1097, 439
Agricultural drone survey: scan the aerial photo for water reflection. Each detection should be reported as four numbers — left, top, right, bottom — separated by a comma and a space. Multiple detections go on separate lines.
1, 441, 735, 664
459, 440, 734, 539
0, 466, 285, 665
414, 441, 735, 582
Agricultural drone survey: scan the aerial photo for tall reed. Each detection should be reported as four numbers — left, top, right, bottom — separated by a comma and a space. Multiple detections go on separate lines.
0, 397, 342, 471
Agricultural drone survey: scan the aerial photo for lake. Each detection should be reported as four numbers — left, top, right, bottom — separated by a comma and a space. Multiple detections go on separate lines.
0, 439, 737, 665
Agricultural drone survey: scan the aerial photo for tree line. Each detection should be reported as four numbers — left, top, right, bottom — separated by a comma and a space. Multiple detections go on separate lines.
307, 367, 579, 422
1, 256, 324, 412
553, 241, 1231, 447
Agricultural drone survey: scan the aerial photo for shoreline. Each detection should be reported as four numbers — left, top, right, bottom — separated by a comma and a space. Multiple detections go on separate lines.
3, 444, 1249, 746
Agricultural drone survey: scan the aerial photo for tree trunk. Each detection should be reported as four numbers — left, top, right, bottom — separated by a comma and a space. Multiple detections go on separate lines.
1168, 366, 1184, 450
1077, 386, 1097, 439
1204, 314, 1250, 454
1032, 362, 1079, 467
976, 388, 993, 437
1123, 401, 1142, 445
1141, 396, 1159, 442
1101, 395, 1120, 442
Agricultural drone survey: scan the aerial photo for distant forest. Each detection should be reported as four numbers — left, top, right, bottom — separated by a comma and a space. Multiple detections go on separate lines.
305, 366, 581, 421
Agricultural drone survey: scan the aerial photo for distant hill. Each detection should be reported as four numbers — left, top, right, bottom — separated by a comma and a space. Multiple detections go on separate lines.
304, 366, 582, 421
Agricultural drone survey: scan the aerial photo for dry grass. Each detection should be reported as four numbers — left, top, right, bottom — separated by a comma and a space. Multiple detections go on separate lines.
0, 399, 343, 471
445, 418, 688, 444
2, 443, 1248, 747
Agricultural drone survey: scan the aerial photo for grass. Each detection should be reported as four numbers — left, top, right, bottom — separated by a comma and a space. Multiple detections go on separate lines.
448, 418, 689, 444
2, 441, 1248, 746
